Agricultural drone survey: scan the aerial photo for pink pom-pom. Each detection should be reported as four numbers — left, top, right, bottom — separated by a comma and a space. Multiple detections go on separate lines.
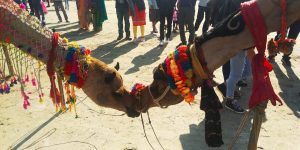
19, 3, 26, 10
32, 78, 37, 86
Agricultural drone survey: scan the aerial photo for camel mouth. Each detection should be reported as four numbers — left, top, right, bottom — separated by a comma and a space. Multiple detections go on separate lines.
125, 106, 141, 118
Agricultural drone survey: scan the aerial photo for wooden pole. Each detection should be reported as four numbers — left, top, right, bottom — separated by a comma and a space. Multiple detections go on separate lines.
2, 44, 15, 76
57, 74, 66, 110
247, 102, 267, 150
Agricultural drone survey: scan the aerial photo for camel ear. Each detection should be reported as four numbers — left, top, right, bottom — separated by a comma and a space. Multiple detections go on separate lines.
104, 72, 116, 83
114, 62, 120, 71
153, 68, 164, 80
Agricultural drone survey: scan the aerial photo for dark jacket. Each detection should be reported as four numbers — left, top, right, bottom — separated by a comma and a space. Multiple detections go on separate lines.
177, 0, 196, 8
157, 0, 176, 15
133, 0, 146, 11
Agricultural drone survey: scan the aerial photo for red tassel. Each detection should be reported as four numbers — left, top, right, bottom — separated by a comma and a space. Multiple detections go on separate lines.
249, 55, 283, 108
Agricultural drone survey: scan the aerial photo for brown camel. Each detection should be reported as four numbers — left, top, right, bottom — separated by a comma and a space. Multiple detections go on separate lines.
0, 0, 140, 117
131, 0, 300, 113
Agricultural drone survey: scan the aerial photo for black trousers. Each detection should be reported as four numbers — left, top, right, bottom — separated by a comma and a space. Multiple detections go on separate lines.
28, 0, 45, 21
284, 19, 300, 58
54, 1, 68, 21
195, 5, 210, 34
116, 7, 130, 36
178, 7, 195, 44
159, 12, 173, 41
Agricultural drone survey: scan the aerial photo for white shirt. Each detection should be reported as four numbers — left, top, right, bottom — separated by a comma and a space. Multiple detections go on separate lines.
198, 0, 209, 7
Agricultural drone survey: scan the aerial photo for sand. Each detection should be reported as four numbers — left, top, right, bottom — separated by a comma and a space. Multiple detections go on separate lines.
0, 1, 300, 150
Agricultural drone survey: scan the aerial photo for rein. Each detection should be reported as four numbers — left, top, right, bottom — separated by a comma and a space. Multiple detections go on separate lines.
147, 85, 170, 108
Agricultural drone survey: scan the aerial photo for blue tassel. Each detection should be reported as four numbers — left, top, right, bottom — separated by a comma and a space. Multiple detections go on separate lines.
69, 73, 78, 83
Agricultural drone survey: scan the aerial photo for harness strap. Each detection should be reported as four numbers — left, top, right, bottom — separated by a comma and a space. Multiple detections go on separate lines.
147, 85, 170, 108
189, 44, 208, 80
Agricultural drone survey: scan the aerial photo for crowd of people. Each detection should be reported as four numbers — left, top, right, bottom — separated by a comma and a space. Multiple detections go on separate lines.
13, 0, 299, 114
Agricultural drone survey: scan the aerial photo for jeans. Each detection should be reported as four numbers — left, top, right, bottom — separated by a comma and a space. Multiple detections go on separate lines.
54, 1, 68, 21
64, 0, 69, 10
195, 6, 210, 34
159, 12, 172, 41
226, 51, 247, 98
116, 8, 130, 36
178, 7, 195, 44
242, 58, 252, 80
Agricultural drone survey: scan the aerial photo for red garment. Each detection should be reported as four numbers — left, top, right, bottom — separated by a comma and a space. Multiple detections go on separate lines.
132, 5, 146, 26
240, 0, 282, 108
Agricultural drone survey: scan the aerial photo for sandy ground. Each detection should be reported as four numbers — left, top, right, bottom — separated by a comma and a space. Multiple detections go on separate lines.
1, 1, 300, 150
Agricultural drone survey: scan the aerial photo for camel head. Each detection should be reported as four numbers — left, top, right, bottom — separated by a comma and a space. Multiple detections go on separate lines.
133, 65, 202, 113
81, 58, 140, 118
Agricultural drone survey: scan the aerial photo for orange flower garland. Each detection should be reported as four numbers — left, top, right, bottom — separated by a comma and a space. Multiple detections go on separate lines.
163, 45, 194, 103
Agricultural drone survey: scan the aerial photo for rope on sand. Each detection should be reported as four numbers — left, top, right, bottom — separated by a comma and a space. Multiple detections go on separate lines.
227, 102, 267, 150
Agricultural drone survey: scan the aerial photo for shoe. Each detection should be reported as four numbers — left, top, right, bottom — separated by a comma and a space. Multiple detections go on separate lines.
66, 20, 70, 23
159, 40, 164, 46
225, 98, 245, 114
58, 20, 62, 23
125, 36, 132, 40
236, 80, 247, 87
117, 35, 123, 40
133, 38, 139, 42
140, 37, 145, 42
217, 83, 226, 98
281, 56, 291, 67
153, 30, 158, 33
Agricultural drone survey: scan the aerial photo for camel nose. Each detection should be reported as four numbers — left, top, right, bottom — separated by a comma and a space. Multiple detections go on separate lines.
125, 106, 141, 118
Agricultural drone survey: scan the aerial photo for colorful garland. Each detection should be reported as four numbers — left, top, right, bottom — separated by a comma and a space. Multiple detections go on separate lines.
162, 45, 194, 103
130, 83, 146, 97
64, 40, 91, 88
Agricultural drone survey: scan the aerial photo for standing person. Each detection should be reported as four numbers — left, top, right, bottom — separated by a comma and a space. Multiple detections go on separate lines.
268, 19, 300, 67
28, 0, 45, 24
148, 0, 159, 33
78, 0, 91, 31
176, 0, 197, 46
54, 0, 69, 23
194, 0, 210, 34
282, 20, 300, 66
116, 0, 132, 40
131, 0, 146, 42
91, 0, 108, 32
157, 0, 176, 46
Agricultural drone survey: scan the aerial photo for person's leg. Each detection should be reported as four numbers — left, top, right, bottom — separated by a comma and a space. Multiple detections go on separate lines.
140, 25, 145, 37
59, 2, 68, 22
282, 20, 300, 66
225, 51, 246, 113
65, 0, 69, 10
178, 8, 186, 45
226, 51, 246, 98
54, 2, 62, 22
159, 14, 166, 42
116, 9, 124, 39
133, 25, 138, 39
195, 6, 204, 32
124, 10, 131, 39
187, 8, 195, 45
166, 12, 173, 41
47, 0, 50, 7
202, 7, 210, 34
